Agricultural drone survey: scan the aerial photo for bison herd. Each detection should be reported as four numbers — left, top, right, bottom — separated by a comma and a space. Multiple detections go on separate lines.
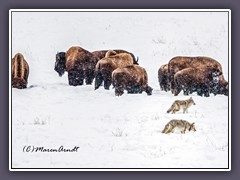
12, 46, 228, 97
158, 56, 228, 97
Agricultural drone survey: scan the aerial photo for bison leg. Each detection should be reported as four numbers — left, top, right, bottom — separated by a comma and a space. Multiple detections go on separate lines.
104, 79, 112, 90
162, 78, 170, 92
197, 85, 209, 97
115, 85, 124, 96
170, 80, 176, 94
159, 84, 163, 91
68, 70, 84, 86
202, 85, 210, 97
85, 69, 95, 85
189, 86, 196, 94
174, 87, 181, 96
127, 85, 141, 94
163, 85, 168, 92
95, 70, 103, 90
145, 86, 153, 95
197, 89, 203, 96
68, 71, 77, 86
102, 72, 112, 90
183, 88, 189, 95
173, 78, 182, 96
166, 83, 171, 92
211, 87, 218, 96
76, 71, 84, 86
204, 91, 210, 97
197, 84, 209, 97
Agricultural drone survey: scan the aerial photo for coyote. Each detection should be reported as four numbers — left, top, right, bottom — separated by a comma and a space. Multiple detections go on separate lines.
162, 119, 196, 134
166, 97, 196, 114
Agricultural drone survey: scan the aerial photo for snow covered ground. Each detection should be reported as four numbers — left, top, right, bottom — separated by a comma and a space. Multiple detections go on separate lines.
10, 10, 230, 169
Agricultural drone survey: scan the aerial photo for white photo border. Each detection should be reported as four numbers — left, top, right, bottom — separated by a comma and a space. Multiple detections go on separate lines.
9, 9, 231, 171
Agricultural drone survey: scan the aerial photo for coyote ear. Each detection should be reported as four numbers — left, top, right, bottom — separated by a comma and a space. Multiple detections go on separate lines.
192, 122, 195, 125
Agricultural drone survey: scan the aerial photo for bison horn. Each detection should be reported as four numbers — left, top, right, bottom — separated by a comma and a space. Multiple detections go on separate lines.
136, 56, 139, 62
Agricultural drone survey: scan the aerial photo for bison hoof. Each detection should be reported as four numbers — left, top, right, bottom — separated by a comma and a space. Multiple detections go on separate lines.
115, 93, 123, 96
146, 92, 152, 95
115, 91, 124, 96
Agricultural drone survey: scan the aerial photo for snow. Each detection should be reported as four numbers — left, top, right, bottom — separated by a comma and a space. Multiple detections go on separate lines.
11, 10, 229, 169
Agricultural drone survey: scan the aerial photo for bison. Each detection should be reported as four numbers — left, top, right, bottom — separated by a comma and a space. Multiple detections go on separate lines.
112, 65, 153, 96
174, 67, 222, 97
158, 64, 170, 92
94, 50, 138, 90
54, 46, 99, 86
12, 53, 29, 89
168, 56, 225, 95
92, 49, 138, 64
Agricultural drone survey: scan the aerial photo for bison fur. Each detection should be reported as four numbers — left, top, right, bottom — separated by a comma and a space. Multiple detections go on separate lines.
174, 67, 222, 97
92, 49, 138, 65
12, 53, 29, 89
95, 51, 137, 90
168, 56, 224, 95
112, 65, 153, 96
54, 46, 99, 86
158, 64, 170, 92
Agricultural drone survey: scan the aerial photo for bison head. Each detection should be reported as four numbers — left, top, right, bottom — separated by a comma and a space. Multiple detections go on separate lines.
210, 73, 228, 96
12, 78, 27, 89
210, 68, 222, 84
54, 52, 66, 77
218, 80, 229, 96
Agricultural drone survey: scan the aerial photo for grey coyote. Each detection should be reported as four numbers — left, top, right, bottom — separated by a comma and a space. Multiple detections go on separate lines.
162, 119, 196, 134
167, 97, 196, 114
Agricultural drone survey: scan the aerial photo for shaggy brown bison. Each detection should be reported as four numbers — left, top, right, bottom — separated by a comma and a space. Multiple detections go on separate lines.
95, 50, 138, 90
92, 49, 138, 64
174, 67, 222, 97
112, 65, 153, 96
168, 56, 225, 94
54, 46, 99, 86
158, 64, 170, 92
12, 53, 29, 89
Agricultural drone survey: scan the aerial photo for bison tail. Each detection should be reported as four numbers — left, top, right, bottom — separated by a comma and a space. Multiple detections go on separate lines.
133, 56, 139, 65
